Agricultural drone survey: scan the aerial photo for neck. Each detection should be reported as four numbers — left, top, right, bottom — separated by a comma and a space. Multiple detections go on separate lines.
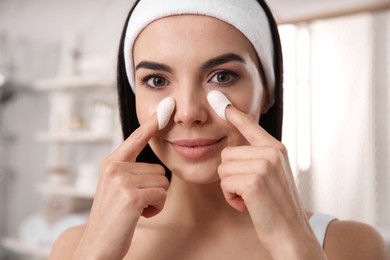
162, 175, 251, 228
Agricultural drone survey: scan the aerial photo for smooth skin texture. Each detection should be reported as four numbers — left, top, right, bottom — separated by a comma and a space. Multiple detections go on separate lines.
50, 15, 389, 260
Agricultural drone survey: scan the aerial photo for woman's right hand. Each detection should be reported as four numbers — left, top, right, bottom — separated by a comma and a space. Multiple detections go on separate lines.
72, 112, 169, 260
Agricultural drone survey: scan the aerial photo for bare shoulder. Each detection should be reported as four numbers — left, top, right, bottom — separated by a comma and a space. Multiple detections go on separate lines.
49, 224, 86, 260
324, 220, 389, 260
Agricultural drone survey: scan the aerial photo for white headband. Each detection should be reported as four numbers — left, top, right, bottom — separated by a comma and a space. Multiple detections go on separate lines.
124, 0, 275, 108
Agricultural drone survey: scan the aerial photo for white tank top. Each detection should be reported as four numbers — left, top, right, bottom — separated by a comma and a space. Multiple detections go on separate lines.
309, 213, 337, 248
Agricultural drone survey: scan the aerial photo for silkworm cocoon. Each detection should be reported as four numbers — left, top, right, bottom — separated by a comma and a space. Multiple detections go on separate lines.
207, 90, 231, 120
156, 97, 175, 129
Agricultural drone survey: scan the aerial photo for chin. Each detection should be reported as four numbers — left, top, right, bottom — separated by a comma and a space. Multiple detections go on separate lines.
165, 157, 222, 185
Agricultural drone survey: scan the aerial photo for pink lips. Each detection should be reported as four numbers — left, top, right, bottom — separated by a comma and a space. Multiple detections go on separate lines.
170, 138, 223, 160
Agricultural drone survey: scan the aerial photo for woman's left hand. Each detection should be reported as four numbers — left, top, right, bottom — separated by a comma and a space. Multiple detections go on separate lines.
218, 105, 327, 260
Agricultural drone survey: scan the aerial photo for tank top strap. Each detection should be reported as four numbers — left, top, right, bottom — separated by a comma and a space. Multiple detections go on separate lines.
309, 213, 337, 248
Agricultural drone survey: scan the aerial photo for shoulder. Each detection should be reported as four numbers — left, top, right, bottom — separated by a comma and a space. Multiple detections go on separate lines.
324, 220, 389, 260
49, 224, 86, 260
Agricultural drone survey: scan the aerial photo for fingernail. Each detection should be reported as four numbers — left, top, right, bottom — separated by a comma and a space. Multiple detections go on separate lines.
156, 97, 175, 129
207, 90, 231, 120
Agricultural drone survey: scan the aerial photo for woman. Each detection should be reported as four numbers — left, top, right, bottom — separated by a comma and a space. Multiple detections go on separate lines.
51, 0, 389, 259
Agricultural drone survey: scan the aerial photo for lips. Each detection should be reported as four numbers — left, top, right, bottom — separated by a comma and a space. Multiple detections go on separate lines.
170, 138, 223, 160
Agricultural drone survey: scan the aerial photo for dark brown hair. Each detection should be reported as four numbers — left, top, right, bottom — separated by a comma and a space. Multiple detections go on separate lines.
116, 0, 284, 177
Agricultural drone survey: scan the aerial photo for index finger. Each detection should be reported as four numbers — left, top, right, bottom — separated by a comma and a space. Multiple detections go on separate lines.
225, 105, 276, 146
109, 112, 159, 162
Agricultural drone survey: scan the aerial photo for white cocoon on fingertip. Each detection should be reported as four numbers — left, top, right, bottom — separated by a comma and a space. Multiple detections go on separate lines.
207, 90, 231, 120
156, 97, 175, 130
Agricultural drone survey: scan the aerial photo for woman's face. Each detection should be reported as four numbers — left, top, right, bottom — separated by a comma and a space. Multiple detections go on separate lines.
133, 15, 266, 184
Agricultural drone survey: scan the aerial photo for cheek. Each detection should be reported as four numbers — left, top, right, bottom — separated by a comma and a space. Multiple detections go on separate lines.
230, 86, 263, 121
135, 95, 159, 125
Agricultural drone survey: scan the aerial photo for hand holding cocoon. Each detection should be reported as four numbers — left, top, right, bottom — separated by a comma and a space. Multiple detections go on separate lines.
207, 90, 232, 120
156, 97, 175, 129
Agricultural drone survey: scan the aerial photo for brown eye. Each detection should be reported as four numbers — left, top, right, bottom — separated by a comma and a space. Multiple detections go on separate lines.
209, 71, 238, 85
145, 76, 168, 88
217, 72, 231, 82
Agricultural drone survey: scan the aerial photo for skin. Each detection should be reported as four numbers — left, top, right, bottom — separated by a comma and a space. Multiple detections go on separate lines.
50, 15, 389, 260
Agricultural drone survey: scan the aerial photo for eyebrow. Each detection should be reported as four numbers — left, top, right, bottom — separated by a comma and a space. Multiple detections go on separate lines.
135, 61, 173, 73
135, 53, 245, 73
201, 53, 246, 70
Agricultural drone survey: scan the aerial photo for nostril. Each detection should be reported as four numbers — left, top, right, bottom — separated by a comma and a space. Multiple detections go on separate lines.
193, 119, 203, 125
173, 99, 208, 126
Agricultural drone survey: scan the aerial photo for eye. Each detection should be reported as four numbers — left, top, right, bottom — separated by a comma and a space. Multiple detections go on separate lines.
209, 71, 238, 85
142, 75, 169, 89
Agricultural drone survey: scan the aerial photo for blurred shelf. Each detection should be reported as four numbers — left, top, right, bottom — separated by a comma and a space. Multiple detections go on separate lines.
1, 237, 50, 259
34, 131, 113, 143
32, 76, 114, 91
0, 132, 14, 140
35, 182, 95, 199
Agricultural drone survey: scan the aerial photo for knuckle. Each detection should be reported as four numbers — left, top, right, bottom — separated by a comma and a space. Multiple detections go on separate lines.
217, 163, 227, 177
220, 181, 227, 191
155, 188, 168, 200
129, 129, 142, 141
100, 158, 111, 171
101, 161, 120, 178
255, 160, 272, 177
245, 175, 265, 195
100, 162, 131, 187
219, 178, 229, 190
239, 113, 256, 125
157, 176, 170, 189
277, 143, 288, 157
152, 164, 166, 175
267, 147, 281, 165
220, 148, 228, 161
220, 147, 233, 161
124, 190, 143, 208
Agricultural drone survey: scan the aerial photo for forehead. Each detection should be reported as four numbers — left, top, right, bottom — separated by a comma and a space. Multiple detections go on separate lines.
133, 15, 259, 65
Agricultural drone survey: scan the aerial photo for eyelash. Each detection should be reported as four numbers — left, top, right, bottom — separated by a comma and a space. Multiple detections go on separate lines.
208, 70, 239, 86
140, 73, 170, 89
140, 70, 239, 89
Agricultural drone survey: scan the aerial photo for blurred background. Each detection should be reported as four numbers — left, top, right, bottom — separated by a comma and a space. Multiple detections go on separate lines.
0, 0, 389, 259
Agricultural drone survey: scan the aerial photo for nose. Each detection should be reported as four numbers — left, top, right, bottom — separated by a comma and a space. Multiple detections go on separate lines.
173, 85, 208, 127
